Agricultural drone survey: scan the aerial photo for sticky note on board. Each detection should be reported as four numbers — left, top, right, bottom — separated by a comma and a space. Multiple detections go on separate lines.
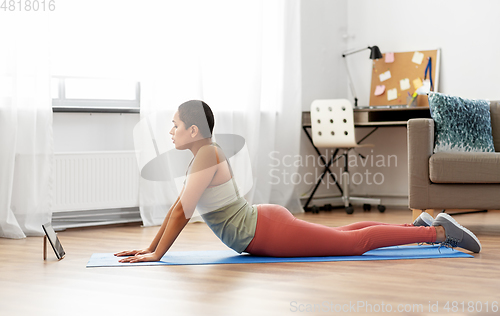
413, 78, 423, 90
387, 88, 398, 101
379, 70, 391, 82
400, 78, 410, 91
374, 85, 385, 96
385, 52, 394, 63
412, 52, 424, 65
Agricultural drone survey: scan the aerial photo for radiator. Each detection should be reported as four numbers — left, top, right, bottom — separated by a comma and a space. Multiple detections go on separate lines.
52, 151, 140, 213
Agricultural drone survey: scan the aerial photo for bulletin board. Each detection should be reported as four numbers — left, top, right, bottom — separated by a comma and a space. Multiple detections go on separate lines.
369, 49, 440, 107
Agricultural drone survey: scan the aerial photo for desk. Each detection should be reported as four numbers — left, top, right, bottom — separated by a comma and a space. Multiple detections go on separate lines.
301, 106, 431, 212
302, 106, 431, 127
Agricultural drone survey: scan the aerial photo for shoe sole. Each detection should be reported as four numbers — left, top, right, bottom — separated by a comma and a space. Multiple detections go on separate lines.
435, 213, 482, 252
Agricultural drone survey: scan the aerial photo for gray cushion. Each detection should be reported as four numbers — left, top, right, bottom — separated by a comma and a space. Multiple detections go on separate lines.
429, 152, 500, 183
490, 101, 500, 152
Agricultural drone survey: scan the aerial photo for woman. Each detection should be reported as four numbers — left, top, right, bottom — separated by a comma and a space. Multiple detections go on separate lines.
115, 100, 481, 263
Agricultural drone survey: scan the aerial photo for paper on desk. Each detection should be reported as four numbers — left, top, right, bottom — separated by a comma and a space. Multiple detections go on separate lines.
374, 85, 385, 96
387, 88, 398, 101
400, 78, 410, 91
385, 52, 394, 63
379, 70, 391, 82
412, 52, 424, 65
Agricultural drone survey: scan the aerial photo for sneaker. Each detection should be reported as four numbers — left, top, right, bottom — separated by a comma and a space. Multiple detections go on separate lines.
432, 213, 481, 253
413, 212, 434, 227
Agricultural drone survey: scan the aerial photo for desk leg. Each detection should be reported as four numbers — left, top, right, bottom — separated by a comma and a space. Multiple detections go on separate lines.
301, 126, 344, 211
43, 235, 47, 261
357, 127, 379, 144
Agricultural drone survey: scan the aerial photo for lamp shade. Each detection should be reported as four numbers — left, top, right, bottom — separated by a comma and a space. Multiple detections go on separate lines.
369, 46, 383, 59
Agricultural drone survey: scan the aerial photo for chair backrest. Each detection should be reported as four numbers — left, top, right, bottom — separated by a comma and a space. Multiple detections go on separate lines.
310, 99, 357, 148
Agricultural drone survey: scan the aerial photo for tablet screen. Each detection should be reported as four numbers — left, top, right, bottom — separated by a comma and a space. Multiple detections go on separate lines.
42, 223, 66, 260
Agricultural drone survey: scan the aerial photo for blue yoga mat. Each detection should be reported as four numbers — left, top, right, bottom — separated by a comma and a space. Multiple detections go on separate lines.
86, 245, 473, 268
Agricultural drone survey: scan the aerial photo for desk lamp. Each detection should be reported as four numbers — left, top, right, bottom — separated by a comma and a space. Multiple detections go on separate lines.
342, 46, 383, 107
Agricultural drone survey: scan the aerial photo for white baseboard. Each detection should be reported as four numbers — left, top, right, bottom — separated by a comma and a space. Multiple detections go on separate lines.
300, 194, 409, 209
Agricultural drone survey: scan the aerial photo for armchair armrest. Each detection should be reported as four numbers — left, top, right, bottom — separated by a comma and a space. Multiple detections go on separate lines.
407, 118, 434, 209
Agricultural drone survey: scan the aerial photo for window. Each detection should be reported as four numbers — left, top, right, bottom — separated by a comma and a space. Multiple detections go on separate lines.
52, 77, 140, 113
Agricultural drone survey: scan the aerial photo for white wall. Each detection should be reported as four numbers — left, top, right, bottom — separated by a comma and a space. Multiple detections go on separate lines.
301, 0, 348, 111
298, 0, 500, 208
296, 0, 351, 203
347, 0, 500, 104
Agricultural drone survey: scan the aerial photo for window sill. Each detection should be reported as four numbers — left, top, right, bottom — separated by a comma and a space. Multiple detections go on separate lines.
52, 106, 140, 113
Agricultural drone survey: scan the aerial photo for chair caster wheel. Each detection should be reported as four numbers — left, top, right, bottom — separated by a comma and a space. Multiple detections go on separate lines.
377, 205, 386, 213
324, 203, 333, 212
363, 203, 371, 211
345, 206, 354, 215
311, 205, 320, 214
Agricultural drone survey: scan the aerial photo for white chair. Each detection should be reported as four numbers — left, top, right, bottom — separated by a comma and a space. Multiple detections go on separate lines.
310, 99, 384, 214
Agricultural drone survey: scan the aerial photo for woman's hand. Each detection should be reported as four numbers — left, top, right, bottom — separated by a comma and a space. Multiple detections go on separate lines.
117, 252, 162, 263
114, 248, 152, 257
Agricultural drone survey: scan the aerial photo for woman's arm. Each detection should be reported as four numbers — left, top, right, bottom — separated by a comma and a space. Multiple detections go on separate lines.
117, 146, 219, 262
118, 200, 190, 263
146, 190, 183, 252
114, 191, 183, 257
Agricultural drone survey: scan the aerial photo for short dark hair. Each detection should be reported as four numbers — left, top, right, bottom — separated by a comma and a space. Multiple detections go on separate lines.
178, 100, 214, 138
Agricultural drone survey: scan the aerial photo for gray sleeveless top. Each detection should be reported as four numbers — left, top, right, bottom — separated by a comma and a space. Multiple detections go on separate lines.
188, 143, 258, 253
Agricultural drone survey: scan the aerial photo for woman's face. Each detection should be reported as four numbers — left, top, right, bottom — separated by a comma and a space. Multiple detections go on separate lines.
169, 111, 192, 150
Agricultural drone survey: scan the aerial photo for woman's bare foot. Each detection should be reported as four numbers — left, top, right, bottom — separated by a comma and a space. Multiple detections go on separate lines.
434, 225, 446, 242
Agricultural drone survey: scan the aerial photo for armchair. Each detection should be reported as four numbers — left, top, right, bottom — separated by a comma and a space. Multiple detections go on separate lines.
408, 101, 500, 220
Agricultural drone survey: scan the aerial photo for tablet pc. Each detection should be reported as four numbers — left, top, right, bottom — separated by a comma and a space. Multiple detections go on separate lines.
42, 223, 66, 260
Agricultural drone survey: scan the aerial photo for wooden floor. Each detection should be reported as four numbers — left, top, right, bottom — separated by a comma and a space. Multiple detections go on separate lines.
1, 208, 500, 316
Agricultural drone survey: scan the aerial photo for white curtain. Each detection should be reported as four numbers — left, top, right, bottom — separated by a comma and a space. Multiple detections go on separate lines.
136, 0, 303, 226
0, 13, 53, 238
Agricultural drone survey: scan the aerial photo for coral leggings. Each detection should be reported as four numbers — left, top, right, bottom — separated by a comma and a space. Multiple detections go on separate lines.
244, 204, 437, 257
